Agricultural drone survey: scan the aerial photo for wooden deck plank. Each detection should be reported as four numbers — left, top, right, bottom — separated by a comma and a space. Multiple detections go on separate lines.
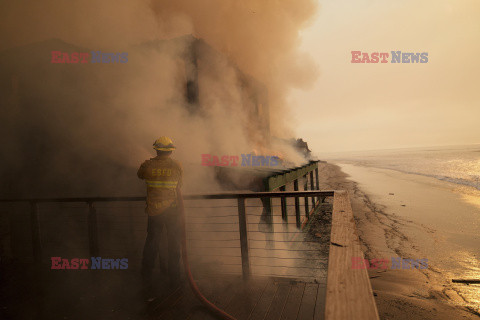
313, 284, 326, 320
264, 282, 291, 320
188, 278, 240, 320
279, 282, 306, 320
325, 191, 379, 320
157, 289, 200, 320
224, 278, 269, 320
247, 280, 277, 320
296, 283, 318, 320
184, 280, 217, 320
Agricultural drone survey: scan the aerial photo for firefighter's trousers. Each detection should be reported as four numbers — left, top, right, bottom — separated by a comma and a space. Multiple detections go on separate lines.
141, 207, 181, 286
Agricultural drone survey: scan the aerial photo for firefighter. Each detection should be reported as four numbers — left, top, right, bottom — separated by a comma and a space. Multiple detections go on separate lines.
137, 136, 183, 296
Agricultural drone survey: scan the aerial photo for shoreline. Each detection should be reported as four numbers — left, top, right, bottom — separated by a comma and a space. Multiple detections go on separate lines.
317, 162, 480, 319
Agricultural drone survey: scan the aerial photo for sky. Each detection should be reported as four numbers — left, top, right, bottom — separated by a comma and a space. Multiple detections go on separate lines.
1, 0, 478, 158
289, 0, 480, 154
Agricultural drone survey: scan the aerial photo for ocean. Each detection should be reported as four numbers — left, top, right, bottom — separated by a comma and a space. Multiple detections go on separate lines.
326, 144, 480, 191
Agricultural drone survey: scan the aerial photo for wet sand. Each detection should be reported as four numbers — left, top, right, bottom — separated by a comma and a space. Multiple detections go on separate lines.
317, 162, 480, 319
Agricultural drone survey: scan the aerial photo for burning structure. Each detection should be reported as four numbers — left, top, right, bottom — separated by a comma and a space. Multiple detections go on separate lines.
0, 35, 289, 199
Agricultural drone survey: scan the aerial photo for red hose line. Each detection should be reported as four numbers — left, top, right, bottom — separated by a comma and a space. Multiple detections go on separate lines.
178, 194, 237, 320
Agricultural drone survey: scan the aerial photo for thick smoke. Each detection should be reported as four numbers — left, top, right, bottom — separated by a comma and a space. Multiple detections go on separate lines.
0, 0, 319, 197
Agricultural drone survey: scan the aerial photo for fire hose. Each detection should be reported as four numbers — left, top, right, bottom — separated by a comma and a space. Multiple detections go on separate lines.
178, 191, 237, 320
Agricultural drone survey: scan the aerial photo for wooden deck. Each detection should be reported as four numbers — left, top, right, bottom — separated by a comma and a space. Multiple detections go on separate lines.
325, 191, 379, 320
0, 267, 325, 320
154, 276, 326, 320
0, 190, 379, 320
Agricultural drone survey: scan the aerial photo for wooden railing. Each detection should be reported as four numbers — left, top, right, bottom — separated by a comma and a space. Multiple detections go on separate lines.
263, 160, 322, 227
0, 190, 333, 279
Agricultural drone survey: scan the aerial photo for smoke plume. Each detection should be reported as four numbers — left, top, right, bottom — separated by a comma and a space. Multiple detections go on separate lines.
0, 0, 319, 197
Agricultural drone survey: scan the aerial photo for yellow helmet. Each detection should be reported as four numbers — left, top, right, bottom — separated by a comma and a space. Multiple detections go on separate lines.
153, 136, 176, 151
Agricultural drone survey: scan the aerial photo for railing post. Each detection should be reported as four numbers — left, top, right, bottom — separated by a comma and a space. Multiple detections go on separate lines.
87, 202, 99, 257
30, 201, 42, 264
315, 166, 320, 202
237, 198, 250, 280
293, 179, 301, 228
310, 170, 315, 208
303, 175, 309, 219
280, 185, 287, 222
263, 177, 274, 232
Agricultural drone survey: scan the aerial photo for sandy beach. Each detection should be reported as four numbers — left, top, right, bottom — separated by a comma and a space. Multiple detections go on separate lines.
317, 162, 480, 319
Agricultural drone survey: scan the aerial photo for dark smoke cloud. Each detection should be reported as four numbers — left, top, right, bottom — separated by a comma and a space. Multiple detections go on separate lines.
0, 0, 319, 197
